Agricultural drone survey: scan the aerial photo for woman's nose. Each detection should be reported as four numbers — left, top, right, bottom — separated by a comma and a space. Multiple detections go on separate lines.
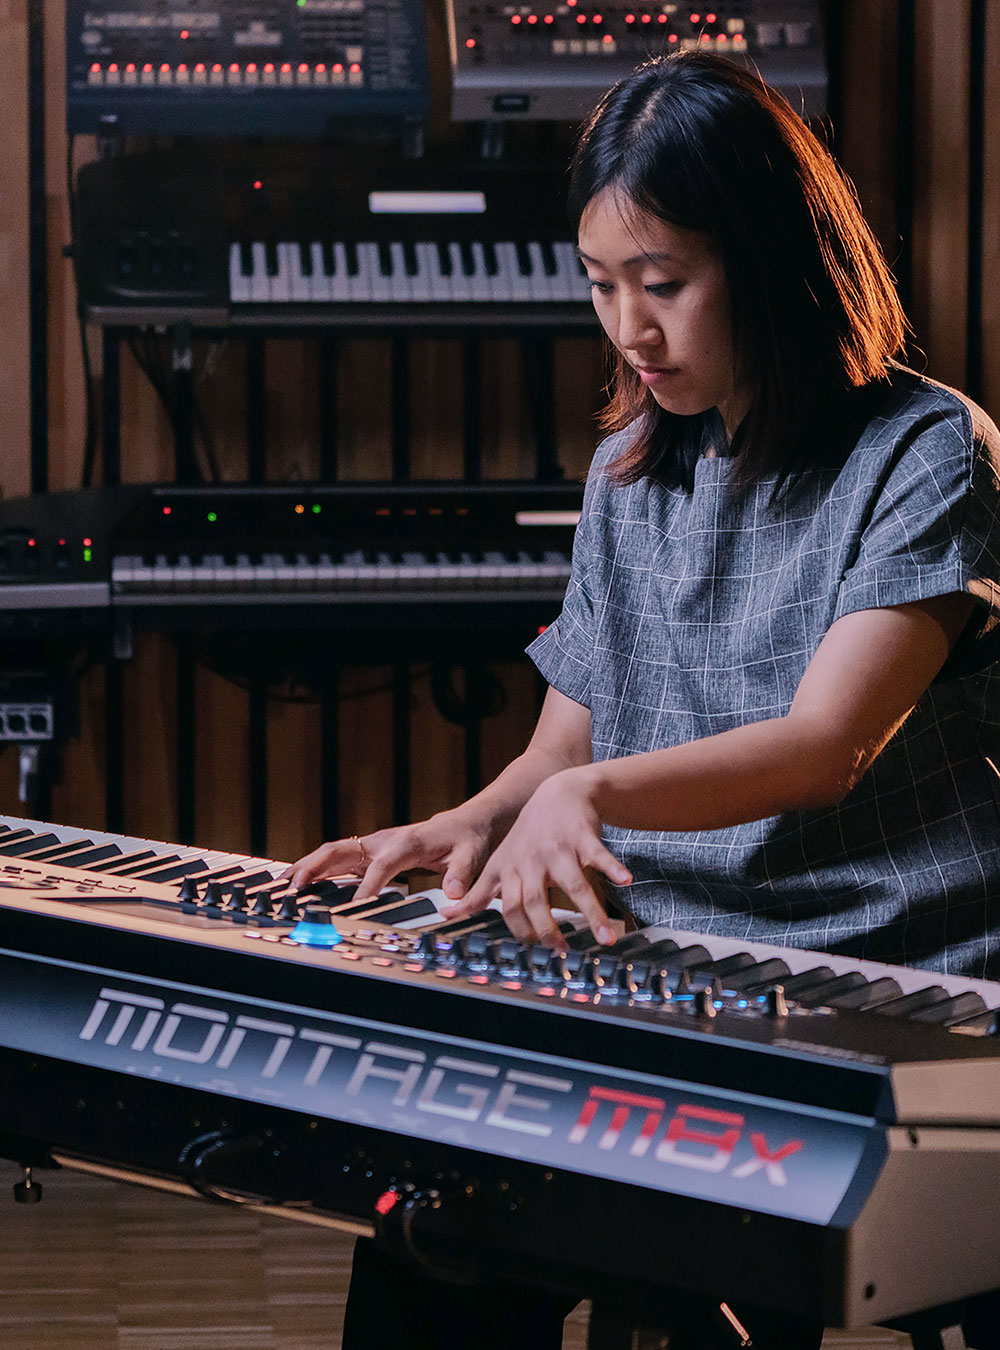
616, 293, 660, 351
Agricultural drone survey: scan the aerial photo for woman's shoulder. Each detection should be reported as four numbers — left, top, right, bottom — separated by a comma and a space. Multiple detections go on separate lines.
862, 365, 1000, 456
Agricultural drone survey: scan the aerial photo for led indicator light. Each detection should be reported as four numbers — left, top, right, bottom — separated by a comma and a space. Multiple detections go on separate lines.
180, 28, 189, 38
58, 538, 66, 546
658, 12, 668, 19
603, 32, 613, 41
83, 537, 92, 547
230, 62, 240, 73
109, 63, 119, 72
142, 63, 153, 73
375, 1190, 399, 1216
27, 538, 36, 548
294, 503, 305, 515
544, 13, 554, 21
642, 13, 651, 21
162, 506, 172, 515
311, 503, 322, 514
298, 62, 309, 73
264, 62, 275, 72
706, 10, 716, 20
207, 512, 218, 523
669, 30, 678, 40
593, 13, 603, 22
90, 62, 101, 73
253, 179, 263, 190
690, 11, 700, 21
511, 14, 521, 22
466, 35, 476, 44
349, 62, 361, 72
83, 548, 93, 563
160, 62, 170, 72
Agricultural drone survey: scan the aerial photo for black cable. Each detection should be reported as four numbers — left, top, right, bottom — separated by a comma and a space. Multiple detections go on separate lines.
65, 137, 101, 489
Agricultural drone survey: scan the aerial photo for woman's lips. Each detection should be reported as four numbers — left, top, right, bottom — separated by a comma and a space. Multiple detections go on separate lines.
637, 366, 680, 386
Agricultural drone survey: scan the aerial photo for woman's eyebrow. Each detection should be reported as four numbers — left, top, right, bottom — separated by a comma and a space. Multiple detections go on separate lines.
576, 248, 679, 266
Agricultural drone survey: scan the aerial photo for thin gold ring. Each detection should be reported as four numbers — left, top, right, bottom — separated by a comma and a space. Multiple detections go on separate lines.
350, 835, 370, 872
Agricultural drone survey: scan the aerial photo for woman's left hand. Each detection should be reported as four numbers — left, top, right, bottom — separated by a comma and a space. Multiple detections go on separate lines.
440, 767, 631, 950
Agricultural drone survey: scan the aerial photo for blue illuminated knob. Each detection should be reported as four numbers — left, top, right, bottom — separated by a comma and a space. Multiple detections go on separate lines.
290, 906, 343, 947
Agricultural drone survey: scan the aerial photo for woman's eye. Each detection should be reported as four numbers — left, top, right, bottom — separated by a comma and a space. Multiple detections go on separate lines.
588, 279, 613, 294
647, 281, 682, 297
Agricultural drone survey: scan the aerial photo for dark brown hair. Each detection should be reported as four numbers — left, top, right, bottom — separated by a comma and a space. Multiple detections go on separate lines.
568, 53, 907, 489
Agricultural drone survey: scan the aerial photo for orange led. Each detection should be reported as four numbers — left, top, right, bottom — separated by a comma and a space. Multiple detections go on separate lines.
641, 13, 651, 21
576, 13, 586, 22
625, 12, 635, 20
333, 62, 343, 71
465, 35, 476, 44
294, 503, 305, 515
699, 31, 710, 41
90, 62, 101, 73
716, 31, 726, 41
511, 13, 521, 22
298, 62, 309, 73
108, 62, 119, 72
212, 62, 223, 72
658, 12, 667, 20
264, 62, 275, 72
247, 62, 258, 72
349, 61, 361, 71
668, 31, 678, 40
230, 62, 240, 72
195, 62, 205, 72
527, 13, 537, 21
143, 62, 153, 72
281, 62, 292, 72
160, 62, 170, 72
180, 28, 189, 38
706, 10, 716, 19
315, 62, 326, 71
603, 32, 613, 41
593, 13, 603, 21
544, 12, 554, 20
125, 62, 136, 72
690, 11, 700, 21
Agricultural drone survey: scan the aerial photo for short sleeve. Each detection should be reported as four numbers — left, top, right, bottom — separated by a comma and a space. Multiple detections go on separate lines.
526, 432, 629, 706
833, 394, 1000, 678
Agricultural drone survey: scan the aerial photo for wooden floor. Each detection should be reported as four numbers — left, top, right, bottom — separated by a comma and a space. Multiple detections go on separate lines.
0, 1161, 910, 1349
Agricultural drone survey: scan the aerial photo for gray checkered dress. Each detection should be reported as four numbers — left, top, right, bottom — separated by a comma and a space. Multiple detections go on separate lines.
528, 369, 1000, 976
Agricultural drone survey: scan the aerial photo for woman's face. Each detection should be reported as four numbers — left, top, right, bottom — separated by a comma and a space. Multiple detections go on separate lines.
577, 188, 748, 436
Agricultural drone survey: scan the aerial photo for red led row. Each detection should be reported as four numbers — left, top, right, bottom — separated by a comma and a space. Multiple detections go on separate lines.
89, 61, 361, 75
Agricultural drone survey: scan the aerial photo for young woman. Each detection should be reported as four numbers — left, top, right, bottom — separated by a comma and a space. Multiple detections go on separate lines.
291, 52, 1000, 1348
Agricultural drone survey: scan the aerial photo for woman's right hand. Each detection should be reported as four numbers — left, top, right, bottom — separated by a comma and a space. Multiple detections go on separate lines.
284, 807, 495, 904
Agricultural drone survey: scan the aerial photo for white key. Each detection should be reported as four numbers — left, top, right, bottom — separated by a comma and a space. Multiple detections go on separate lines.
313, 552, 338, 587
495, 241, 534, 302
309, 242, 334, 302
229, 242, 251, 302
294, 553, 317, 588
553, 240, 591, 301
447, 242, 474, 301
388, 241, 414, 302
527, 242, 556, 301
271, 242, 293, 302
467, 241, 493, 302
231, 553, 256, 588
151, 554, 174, 589
253, 552, 282, 587
420, 241, 453, 301
249, 241, 270, 302
366, 243, 394, 302
410, 242, 437, 302
287, 242, 313, 302
111, 554, 141, 588
172, 554, 195, 589
328, 243, 352, 303
346, 243, 376, 302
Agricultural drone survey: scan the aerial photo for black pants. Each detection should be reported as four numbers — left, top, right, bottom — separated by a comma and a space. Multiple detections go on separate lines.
341, 1238, 825, 1349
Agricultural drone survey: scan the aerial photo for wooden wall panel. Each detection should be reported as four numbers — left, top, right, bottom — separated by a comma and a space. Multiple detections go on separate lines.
910, 0, 971, 388
0, 0, 31, 504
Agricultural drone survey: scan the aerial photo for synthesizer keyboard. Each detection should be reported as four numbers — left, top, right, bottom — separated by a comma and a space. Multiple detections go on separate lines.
0, 815, 999, 1329
0, 482, 581, 625
74, 148, 597, 329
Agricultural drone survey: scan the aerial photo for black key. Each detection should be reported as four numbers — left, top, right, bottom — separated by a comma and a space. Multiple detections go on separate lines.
909, 992, 987, 1026
129, 858, 210, 883
87, 850, 161, 873
321, 241, 337, 276
482, 240, 499, 277
225, 870, 278, 890
264, 239, 279, 277
873, 986, 950, 1017
402, 240, 419, 277
459, 240, 476, 277
11, 839, 93, 861
948, 1007, 1000, 1034
539, 239, 558, 276
0, 833, 61, 856
298, 241, 313, 277
344, 241, 360, 277
27, 842, 122, 867
776, 966, 837, 997
377, 241, 393, 276
238, 240, 254, 277
796, 975, 902, 1010
724, 958, 792, 992
369, 895, 442, 925
436, 241, 453, 277
692, 952, 760, 979
515, 241, 533, 276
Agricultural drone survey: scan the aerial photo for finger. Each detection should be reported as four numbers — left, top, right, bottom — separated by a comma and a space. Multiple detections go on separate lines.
285, 841, 359, 889
441, 840, 486, 901
519, 882, 567, 952
440, 861, 500, 920
590, 843, 633, 889
495, 877, 536, 946
554, 868, 617, 945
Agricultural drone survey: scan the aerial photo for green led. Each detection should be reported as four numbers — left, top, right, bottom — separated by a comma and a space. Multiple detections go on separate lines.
83, 547, 92, 563
207, 511, 218, 523
312, 503, 322, 514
